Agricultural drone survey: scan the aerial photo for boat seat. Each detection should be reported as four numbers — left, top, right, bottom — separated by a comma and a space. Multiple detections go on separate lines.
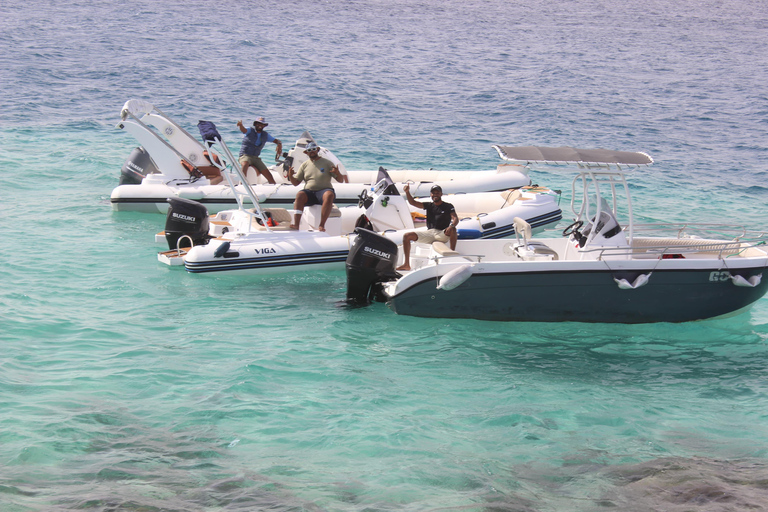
500, 189, 523, 206
263, 208, 293, 223
432, 241, 460, 257
304, 204, 341, 217
249, 208, 294, 231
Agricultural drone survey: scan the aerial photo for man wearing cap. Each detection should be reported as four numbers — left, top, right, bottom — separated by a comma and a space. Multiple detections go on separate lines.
287, 141, 344, 231
396, 183, 459, 271
236, 117, 282, 184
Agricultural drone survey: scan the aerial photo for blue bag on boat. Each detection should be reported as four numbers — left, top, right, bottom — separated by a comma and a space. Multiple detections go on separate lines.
197, 120, 222, 143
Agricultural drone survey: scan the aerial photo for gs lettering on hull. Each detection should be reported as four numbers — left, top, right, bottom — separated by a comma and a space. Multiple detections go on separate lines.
255, 247, 277, 255
709, 271, 730, 282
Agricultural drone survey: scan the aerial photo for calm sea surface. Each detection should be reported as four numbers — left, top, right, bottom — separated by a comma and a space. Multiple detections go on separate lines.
3, 0, 768, 510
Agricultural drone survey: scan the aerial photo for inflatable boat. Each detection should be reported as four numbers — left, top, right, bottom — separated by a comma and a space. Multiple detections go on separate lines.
112, 99, 534, 213
157, 165, 563, 275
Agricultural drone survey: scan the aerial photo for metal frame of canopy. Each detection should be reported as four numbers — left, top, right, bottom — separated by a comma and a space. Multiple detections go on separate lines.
492, 144, 654, 244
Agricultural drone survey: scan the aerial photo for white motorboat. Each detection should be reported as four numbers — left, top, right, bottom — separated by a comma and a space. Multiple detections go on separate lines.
112, 99, 534, 213
345, 146, 768, 323
156, 162, 563, 275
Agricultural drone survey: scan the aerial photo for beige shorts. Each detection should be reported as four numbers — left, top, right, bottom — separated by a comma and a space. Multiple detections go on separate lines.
239, 155, 268, 172
415, 228, 449, 244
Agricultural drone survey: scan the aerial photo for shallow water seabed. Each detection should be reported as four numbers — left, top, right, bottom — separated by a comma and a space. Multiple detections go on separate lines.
4, 0, 768, 510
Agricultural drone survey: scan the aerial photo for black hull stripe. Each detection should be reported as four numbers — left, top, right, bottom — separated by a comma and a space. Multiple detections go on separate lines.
186, 256, 348, 273
185, 250, 349, 272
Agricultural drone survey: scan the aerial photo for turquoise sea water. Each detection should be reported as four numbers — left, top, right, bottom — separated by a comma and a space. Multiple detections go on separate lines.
3, 0, 768, 510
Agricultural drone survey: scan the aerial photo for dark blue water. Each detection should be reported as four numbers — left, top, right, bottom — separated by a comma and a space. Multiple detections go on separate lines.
3, 1, 768, 510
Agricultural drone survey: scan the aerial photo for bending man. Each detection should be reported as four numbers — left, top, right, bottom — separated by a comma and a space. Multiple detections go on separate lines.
396, 184, 458, 271
287, 141, 344, 231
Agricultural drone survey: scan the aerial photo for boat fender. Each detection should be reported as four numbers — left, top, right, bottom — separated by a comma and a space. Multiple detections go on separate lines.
437, 264, 473, 291
614, 273, 651, 290
730, 273, 762, 288
214, 242, 231, 258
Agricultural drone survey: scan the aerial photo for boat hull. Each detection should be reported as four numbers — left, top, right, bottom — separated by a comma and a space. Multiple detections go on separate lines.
183, 235, 353, 274
386, 266, 768, 323
112, 170, 531, 213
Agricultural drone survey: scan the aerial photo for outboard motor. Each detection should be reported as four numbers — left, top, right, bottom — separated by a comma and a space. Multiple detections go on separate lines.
120, 146, 159, 185
346, 228, 399, 303
164, 198, 211, 250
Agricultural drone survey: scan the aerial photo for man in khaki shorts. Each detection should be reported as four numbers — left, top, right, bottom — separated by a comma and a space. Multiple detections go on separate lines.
236, 117, 282, 184
396, 184, 459, 271
287, 141, 344, 231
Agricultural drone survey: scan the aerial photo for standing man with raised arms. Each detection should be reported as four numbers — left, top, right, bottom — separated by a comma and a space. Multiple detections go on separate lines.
236, 116, 282, 184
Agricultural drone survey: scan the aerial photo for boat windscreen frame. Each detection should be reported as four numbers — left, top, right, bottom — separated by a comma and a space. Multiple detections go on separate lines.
572, 171, 634, 244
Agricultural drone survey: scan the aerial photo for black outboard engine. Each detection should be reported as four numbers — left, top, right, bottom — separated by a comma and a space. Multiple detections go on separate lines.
164, 198, 211, 250
346, 228, 399, 303
120, 146, 159, 185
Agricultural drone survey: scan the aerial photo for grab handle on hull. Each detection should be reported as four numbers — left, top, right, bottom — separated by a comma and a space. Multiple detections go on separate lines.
730, 273, 762, 288
176, 235, 194, 256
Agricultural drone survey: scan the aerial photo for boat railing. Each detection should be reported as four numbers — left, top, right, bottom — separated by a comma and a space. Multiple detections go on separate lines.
579, 235, 768, 261
630, 222, 768, 241
433, 255, 485, 263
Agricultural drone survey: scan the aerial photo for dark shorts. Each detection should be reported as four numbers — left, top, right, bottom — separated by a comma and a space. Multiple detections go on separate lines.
302, 188, 334, 206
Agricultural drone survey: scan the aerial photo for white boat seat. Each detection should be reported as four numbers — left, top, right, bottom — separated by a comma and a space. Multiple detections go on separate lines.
500, 189, 523, 206
249, 207, 293, 231
263, 208, 293, 223
302, 204, 341, 218
432, 241, 460, 257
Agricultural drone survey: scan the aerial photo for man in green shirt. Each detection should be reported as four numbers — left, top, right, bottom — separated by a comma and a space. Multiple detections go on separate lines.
287, 141, 345, 231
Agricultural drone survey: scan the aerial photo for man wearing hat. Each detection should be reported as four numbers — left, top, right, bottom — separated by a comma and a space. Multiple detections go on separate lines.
287, 141, 344, 231
236, 117, 282, 184
396, 183, 459, 271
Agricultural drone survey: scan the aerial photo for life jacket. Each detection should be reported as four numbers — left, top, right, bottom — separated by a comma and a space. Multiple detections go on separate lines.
180, 160, 204, 179
256, 211, 278, 227
203, 150, 222, 167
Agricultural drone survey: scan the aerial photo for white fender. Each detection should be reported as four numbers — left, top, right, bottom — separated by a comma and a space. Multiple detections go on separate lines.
437, 264, 473, 291
731, 273, 762, 288
614, 273, 651, 290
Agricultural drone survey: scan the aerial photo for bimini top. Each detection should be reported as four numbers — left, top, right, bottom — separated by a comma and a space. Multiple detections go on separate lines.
493, 145, 653, 170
